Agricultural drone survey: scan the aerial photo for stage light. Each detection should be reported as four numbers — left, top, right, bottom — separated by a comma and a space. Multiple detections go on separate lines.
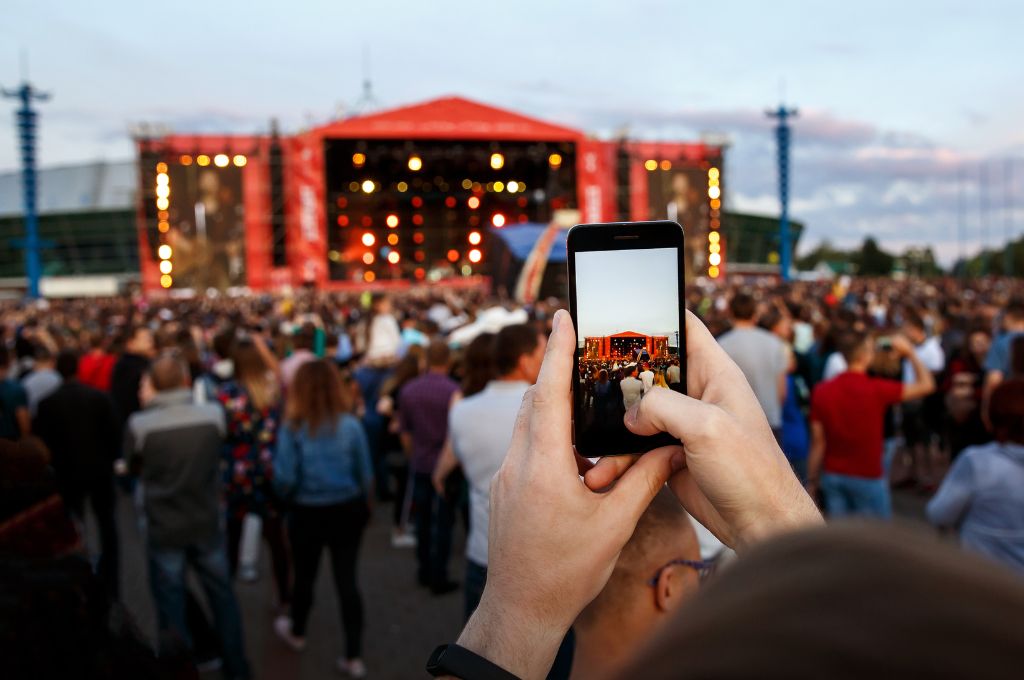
362, 232, 375, 247
197, 155, 211, 166
158, 210, 169, 220
493, 181, 505, 192
156, 185, 170, 199
518, 181, 526, 192
518, 214, 528, 223
548, 153, 562, 168
447, 249, 459, 262
490, 152, 504, 170
708, 186, 721, 200
708, 177, 720, 187
328, 250, 341, 262
660, 160, 672, 171
337, 216, 349, 227
156, 162, 168, 173
710, 243, 721, 254
708, 265, 720, 278
156, 173, 169, 186
468, 196, 480, 209
445, 196, 457, 208
412, 215, 424, 226
709, 253, 722, 266
708, 167, 720, 180
362, 180, 375, 193
412, 196, 423, 208
462, 179, 473, 190
232, 154, 247, 167
709, 231, 720, 244
160, 274, 173, 289
180, 155, 193, 166
156, 197, 169, 211
158, 221, 169, 233
159, 260, 173, 274
415, 267, 425, 279
507, 181, 519, 193
397, 181, 408, 192
414, 251, 425, 262
363, 252, 375, 265
214, 154, 229, 168
413, 232, 424, 244
468, 231, 482, 245
387, 233, 399, 246
492, 213, 506, 228
468, 249, 482, 263
485, 182, 494, 192
408, 155, 423, 171
352, 152, 366, 168
158, 245, 172, 260
472, 182, 482, 192
710, 198, 722, 210
387, 251, 401, 264
386, 214, 399, 228
364, 271, 376, 283
462, 265, 473, 276
644, 159, 658, 171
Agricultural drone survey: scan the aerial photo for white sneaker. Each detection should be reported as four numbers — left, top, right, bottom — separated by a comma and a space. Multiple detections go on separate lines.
273, 615, 306, 652
337, 657, 367, 678
390, 529, 416, 548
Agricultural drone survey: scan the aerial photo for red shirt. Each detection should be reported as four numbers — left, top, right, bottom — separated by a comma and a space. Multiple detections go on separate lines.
78, 351, 116, 392
810, 371, 903, 479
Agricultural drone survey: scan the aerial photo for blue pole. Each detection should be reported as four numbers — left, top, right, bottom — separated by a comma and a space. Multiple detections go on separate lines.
4, 82, 49, 299
767, 105, 797, 281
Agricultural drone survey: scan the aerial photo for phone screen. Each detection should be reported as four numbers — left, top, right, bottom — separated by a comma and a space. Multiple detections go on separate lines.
572, 244, 685, 456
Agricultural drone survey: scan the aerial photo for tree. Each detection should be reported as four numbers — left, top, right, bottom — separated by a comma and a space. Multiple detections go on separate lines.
856, 237, 895, 276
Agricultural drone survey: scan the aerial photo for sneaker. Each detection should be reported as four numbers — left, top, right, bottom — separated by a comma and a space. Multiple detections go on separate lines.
337, 657, 368, 678
273, 615, 306, 652
390, 529, 416, 548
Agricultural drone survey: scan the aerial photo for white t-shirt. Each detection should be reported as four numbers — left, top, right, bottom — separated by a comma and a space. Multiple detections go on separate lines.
640, 370, 655, 393
903, 336, 945, 384
621, 376, 644, 409
823, 352, 848, 381
449, 380, 530, 567
666, 364, 681, 385
365, 314, 402, 363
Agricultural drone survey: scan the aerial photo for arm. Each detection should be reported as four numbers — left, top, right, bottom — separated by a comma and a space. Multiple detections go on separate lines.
348, 416, 375, 500
433, 437, 460, 495
806, 420, 826, 494
252, 332, 280, 373
15, 406, 31, 438
925, 455, 974, 529
892, 336, 936, 402
981, 370, 1003, 431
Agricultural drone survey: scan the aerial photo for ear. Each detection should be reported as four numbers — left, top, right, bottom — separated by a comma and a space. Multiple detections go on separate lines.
654, 565, 695, 613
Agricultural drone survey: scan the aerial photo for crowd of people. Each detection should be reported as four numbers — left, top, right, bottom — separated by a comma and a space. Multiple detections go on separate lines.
0, 275, 1022, 678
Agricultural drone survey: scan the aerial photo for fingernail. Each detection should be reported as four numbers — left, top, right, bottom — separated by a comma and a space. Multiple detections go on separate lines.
552, 309, 563, 333
670, 451, 686, 473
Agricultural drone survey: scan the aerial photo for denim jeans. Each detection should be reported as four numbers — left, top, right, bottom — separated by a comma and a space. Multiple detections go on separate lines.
820, 473, 891, 519
147, 533, 251, 680
412, 472, 455, 587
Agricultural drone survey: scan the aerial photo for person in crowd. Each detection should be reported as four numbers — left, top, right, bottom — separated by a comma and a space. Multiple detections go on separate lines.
0, 346, 30, 440
399, 340, 461, 595
983, 298, 1024, 425
437, 324, 544, 618
653, 370, 669, 389
193, 326, 238, 403
717, 291, 789, 440
363, 293, 402, 365
279, 322, 317, 390
124, 352, 250, 680
897, 310, 947, 489
77, 328, 116, 391
273, 359, 373, 679
216, 338, 291, 605
571, 489, 704, 679
620, 364, 643, 410
665, 358, 681, 387
944, 327, 993, 457
761, 307, 810, 482
808, 332, 935, 518
22, 344, 62, 417
33, 350, 121, 598
111, 324, 155, 426
592, 368, 612, 419
376, 347, 425, 548
639, 363, 655, 394
927, 378, 1024, 574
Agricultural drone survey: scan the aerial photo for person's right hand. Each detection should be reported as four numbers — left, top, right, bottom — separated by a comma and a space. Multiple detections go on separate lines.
890, 334, 915, 357
585, 311, 822, 550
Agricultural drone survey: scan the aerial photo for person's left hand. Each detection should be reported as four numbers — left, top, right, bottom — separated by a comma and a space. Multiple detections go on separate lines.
457, 310, 683, 679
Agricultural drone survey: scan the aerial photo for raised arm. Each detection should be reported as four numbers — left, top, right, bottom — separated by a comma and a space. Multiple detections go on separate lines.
892, 336, 936, 402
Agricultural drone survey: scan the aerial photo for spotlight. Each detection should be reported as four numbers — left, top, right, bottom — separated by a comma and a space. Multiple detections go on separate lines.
352, 152, 366, 167
197, 155, 211, 166
160, 274, 173, 288
468, 231, 482, 245
468, 196, 480, 209
362, 180, 375, 193
490, 152, 504, 170
386, 214, 399, 228
644, 159, 657, 171
159, 260, 173, 274
447, 249, 459, 262
492, 213, 506, 228
468, 249, 482, 263
362, 232, 376, 247
408, 155, 423, 171
709, 253, 722, 266
214, 154, 229, 167
387, 251, 401, 264
548, 153, 562, 168
158, 245, 172, 259
363, 252, 375, 265
232, 155, 247, 167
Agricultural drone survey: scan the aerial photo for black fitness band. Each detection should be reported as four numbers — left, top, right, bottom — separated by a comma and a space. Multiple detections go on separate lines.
426, 644, 521, 679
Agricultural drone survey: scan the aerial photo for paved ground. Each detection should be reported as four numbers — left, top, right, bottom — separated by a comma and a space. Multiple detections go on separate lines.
103, 485, 933, 680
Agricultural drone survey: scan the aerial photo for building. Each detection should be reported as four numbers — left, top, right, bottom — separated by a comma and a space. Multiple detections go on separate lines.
583, 331, 671, 362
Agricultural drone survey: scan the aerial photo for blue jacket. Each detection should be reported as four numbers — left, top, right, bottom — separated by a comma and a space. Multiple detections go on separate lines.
926, 441, 1024, 575
273, 414, 373, 506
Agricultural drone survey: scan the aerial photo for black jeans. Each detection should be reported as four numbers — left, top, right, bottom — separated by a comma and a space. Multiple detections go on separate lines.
64, 475, 119, 600
288, 499, 369, 659
412, 472, 456, 587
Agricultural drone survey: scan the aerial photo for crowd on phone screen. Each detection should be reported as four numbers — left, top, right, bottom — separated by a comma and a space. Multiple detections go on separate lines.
0, 276, 1022, 677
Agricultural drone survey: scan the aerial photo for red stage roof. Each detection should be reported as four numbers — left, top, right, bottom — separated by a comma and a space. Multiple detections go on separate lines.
311, 96, 584, 142
609, 331, 648, 338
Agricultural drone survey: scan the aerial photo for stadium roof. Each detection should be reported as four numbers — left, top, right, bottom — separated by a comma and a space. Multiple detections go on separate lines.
0, 160, 136, 218
311, 95, 584, 142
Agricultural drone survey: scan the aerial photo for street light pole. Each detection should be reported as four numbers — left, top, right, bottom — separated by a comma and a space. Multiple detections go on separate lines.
767, 104, 797, 281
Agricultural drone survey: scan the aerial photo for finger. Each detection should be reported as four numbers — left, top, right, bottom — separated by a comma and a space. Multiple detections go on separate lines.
583, 454, 638, 491
668, 469, 736, 547
533, 309, 575, 402
624, 387, 719, 444
606, 446, 685, 523
574, 450, 596, 478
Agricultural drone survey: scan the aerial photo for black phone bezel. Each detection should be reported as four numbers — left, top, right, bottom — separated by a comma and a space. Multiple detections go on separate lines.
566, 220, 688, 457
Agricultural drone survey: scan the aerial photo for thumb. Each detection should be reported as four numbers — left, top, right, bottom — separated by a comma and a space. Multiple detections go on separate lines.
606, 446, 684, 523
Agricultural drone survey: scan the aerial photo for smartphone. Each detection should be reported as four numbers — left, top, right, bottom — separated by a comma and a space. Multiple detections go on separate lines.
567, 221, 687, 457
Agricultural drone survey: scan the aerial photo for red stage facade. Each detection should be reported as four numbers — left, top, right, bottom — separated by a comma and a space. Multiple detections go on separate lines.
135, 96, 725, 293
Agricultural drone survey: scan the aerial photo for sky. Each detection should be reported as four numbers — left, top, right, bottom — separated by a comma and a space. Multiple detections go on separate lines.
2, 0, 1023, 264
575, 247, 679, 340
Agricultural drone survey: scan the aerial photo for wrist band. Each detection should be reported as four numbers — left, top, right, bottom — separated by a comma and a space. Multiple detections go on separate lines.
426, 644, 521, 679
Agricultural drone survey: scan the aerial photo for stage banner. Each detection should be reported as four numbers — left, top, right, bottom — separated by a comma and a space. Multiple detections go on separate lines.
286, 134, 328, 287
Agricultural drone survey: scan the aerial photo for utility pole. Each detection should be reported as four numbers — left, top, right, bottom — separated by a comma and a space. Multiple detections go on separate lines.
2, 79, 50, 299
766, 104, 797, 281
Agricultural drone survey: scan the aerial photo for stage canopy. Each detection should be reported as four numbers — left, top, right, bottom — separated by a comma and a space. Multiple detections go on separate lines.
489, 223, 568, 263
312, 96, 584, 142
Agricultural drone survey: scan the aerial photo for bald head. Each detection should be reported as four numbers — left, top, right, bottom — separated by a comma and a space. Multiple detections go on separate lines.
149, 353, 190, 392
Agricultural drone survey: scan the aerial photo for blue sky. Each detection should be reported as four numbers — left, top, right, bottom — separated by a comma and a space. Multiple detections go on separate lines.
2, 0, 1022, 262
576, 247, 679, 339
